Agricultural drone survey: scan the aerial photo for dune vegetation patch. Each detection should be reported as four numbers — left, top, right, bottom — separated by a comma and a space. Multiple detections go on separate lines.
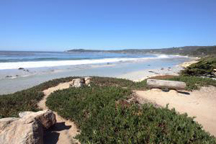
46, 85, 216, 143
1, 75, 216, 118
181, 56, 216, 78
0, 77, 77, 118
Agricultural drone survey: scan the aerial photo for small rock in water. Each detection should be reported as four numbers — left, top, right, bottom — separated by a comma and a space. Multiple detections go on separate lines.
18, 67, 30, 72
18, 67, 24, 70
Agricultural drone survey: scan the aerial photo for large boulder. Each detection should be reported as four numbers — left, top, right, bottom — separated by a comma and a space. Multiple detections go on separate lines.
0, 117, 43, 144
19, 110, 56, 129
0, 110, 56, 144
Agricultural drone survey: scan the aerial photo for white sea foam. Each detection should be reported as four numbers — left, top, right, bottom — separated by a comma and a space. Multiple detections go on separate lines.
0, 55, 185, 70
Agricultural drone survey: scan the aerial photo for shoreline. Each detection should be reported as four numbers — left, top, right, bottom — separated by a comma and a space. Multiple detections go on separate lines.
180, 57, 199, 68
128, 57, 199, 82
120, 65, 182, 82
0, 57, 192, 95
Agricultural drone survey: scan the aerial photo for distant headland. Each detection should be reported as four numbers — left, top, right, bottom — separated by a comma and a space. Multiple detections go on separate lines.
67, 46, 216, 57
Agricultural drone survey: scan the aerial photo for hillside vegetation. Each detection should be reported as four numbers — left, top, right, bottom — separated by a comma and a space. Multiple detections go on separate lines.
1, 75, 216, 118
46, 85, 216, 143
181, 56, 216, 78
0, 77, 76, 118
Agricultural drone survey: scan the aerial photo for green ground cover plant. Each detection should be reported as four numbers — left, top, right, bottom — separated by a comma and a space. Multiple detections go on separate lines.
91, 77, 148, 90
1, 73, 216, 118
0, 89, 43, 118
46, 85, 216, 143
0, 77, 77, 118
1, 74, 215, 118
181, 56, 216, 77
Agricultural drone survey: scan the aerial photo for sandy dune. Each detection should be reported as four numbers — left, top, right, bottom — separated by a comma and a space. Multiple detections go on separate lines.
38, 81, 80, 144
135, 86, 216, 136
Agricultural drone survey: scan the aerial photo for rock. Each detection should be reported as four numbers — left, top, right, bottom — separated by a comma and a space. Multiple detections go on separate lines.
0, 118, 19, 132
19, 110, 56, 129
85, 77, 91, 86
19, 111, 34, 118
213, 69, 216, 76
18, 67, 24, 70
0, 110, 56, 144
70, 77, 92, 88
0, 117, 43, 144
18, 67, 30, 72
70, 78, 85, 88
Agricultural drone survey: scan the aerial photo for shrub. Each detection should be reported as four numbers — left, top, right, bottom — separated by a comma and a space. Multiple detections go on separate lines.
181, 57, 216, 77
91, 76, 148, 90
46, 86, 131, 125
91, 77, 135, 88
0, 89, 43, 117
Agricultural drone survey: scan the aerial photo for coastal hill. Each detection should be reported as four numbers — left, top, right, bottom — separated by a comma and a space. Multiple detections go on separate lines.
67, 46, 216, 57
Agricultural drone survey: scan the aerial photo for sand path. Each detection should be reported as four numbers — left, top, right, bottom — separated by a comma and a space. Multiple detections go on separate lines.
38, 81, 80, 144
134, 86, 216, 136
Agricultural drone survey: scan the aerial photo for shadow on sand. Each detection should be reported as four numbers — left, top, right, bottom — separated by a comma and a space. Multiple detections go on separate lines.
43, 122, 72, 144
161, 89, 190, 95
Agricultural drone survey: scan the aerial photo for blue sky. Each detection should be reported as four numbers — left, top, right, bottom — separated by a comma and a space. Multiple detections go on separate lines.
0, 0, 215, 51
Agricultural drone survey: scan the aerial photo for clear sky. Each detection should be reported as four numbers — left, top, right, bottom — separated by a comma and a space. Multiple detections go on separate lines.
0, 0, 215, 51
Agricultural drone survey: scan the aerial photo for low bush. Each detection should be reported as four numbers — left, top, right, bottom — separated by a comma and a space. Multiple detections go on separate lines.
46, 86, 216, 143
0, 89, 43, 117
46, 86, 131, 125
91, 77, 135, 87
181, 57, 216, 77
91, 76, 148, 90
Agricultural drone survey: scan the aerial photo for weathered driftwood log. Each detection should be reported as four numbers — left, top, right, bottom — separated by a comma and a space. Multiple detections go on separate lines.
147, 79, 186, 90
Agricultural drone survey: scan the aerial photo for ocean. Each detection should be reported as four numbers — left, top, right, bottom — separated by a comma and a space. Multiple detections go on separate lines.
0, 51, 181, 70
0, 51, 190, 94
